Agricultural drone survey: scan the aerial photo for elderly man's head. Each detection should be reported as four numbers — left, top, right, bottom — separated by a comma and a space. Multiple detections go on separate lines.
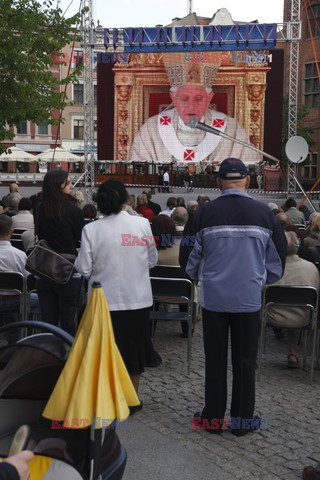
217, 158, 250, 192
171, 207, 188, 231
9, 183, 19, 194
187, 200, 199, 215
9, 194, 20, 210
170, 85, 214, 125
285, 231, 300, 256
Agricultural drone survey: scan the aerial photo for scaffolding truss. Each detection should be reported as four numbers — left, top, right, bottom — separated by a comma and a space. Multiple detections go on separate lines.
82, 0, 96, 200
288, 0, 301, 194
103, 24, 278, 52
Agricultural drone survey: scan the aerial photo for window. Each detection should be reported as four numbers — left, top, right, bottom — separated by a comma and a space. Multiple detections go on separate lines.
73, 50, 84, 68
306, 4, 320, 38
73, 119, 84, 140
304, 62, 319, 108
17, 120, 27, 134
38, 121, 48, 135
303, 152, 318, 179
74, 84, 84, 105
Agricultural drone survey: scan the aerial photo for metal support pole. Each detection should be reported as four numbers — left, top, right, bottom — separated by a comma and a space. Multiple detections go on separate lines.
82, 0, 95, 202
287, 0, 301, 197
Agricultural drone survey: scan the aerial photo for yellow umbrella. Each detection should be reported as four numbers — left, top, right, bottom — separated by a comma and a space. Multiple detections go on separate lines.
43, 283, 140, 427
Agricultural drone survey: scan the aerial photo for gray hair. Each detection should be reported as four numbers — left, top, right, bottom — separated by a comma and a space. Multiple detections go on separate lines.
186, 200, 199, 214
171, 206, 188, 226
285, 231, 300, 256
9, 194, 20, 209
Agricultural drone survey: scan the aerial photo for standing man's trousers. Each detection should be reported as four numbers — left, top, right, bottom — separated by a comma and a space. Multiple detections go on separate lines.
201, 309, 260, 422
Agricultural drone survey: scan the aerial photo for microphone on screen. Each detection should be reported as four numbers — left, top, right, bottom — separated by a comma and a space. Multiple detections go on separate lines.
187, 117, 280, 164
188, 118, 222, 136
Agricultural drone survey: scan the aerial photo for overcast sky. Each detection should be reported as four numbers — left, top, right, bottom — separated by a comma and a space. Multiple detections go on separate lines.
57, 0, 284, 27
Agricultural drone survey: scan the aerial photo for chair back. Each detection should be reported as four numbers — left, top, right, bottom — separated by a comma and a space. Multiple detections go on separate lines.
149, 267, 195, 375
263, 285, 318, 329
295, 224, 306, 231
0, 272, 26, 319
150, 264, 188, 279
0, 272, 24, 293
10, 229, 26, 252
150, 277, 193, 302
259, 284, 319, 383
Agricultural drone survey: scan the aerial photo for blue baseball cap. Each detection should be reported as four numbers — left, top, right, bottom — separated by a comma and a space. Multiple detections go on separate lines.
218, 158, 249, 180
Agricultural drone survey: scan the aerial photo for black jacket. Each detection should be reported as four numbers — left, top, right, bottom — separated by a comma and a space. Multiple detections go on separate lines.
148, 200, 161, 216
38, 198, 84, 256
0, 463, 19, 480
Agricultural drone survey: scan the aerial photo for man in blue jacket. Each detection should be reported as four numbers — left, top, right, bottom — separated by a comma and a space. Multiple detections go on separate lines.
184, 158, 287, 436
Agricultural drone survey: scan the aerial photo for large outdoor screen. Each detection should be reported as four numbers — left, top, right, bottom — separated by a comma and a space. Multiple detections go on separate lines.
97, 48, 284, 172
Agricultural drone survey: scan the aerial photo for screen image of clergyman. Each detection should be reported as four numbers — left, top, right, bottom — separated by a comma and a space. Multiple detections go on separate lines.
130, 52, 262, 166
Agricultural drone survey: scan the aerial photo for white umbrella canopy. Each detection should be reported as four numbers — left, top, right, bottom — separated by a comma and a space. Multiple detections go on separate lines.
0, 146, 37, 162
36, 147, 83, 163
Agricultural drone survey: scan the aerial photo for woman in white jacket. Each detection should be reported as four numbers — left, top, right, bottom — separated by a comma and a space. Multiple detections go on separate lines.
75, 181, 161, 411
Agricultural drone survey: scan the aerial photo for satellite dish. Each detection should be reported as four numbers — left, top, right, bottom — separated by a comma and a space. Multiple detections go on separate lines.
285, 136, 309, 164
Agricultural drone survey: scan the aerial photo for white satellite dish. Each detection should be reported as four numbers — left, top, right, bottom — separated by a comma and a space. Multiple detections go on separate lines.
285, 136, 309, 164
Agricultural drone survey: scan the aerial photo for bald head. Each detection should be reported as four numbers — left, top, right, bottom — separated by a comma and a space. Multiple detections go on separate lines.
171, 207, 188, 226
9, 183, 19, 194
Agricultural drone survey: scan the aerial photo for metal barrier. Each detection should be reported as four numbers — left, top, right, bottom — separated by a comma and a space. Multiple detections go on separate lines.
0, 173, 82, 184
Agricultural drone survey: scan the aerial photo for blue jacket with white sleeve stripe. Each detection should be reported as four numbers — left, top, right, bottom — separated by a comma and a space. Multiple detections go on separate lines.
184, 189, 287, 313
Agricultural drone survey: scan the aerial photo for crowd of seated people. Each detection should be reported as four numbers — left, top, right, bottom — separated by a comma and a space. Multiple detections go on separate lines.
1, 183, 320, 369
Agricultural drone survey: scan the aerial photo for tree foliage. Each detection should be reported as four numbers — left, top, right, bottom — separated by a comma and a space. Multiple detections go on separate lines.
282, 96, 318, 163
0, 0, 82, 153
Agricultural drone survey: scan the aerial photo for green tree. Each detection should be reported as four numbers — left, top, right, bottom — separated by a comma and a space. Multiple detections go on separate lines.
282, 96, 318, 163
0, 0, 83, 153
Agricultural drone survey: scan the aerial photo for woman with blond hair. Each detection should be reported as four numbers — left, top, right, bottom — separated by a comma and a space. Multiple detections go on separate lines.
304, 213, 320, 247
136, 193, 155, 223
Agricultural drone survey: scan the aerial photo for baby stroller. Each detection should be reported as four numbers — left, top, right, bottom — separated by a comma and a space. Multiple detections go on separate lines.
0, 321, 127, 480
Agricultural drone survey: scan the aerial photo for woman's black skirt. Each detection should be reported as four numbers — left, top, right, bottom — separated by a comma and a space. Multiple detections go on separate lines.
110, 307, 162, 375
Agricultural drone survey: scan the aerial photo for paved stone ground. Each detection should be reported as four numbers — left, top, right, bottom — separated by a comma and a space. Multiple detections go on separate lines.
120, 321, 320, 480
